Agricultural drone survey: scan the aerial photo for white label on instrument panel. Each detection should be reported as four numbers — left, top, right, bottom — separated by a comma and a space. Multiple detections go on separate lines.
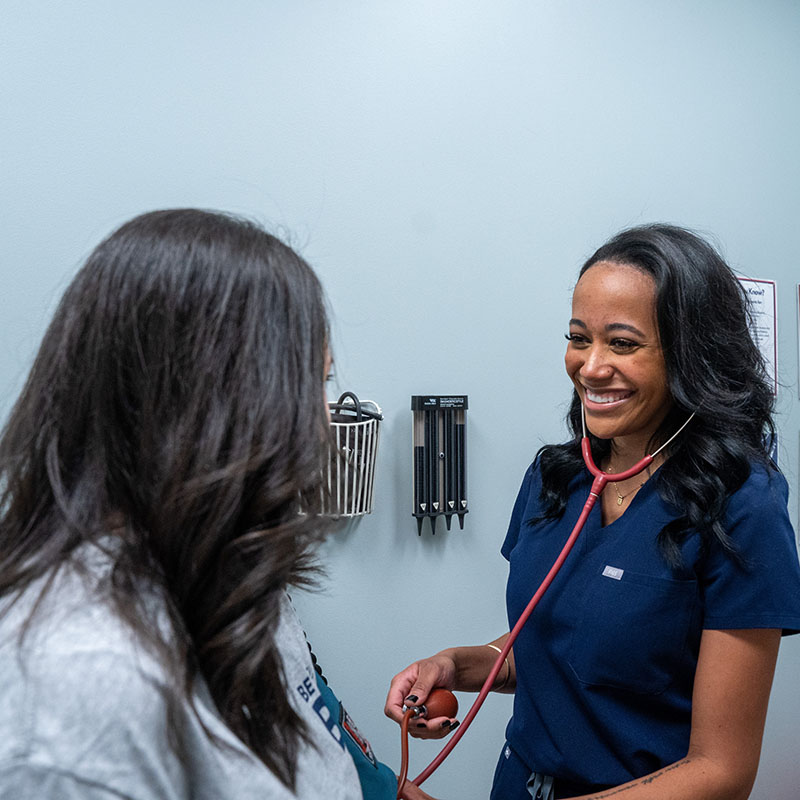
602, 565, 624, 580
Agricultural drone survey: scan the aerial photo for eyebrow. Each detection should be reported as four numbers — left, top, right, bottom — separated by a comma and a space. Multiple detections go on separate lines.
569, 318, 647, 337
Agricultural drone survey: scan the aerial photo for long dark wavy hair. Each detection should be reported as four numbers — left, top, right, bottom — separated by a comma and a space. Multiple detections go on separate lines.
0, 209, 332, 789
537, 224, 775, 564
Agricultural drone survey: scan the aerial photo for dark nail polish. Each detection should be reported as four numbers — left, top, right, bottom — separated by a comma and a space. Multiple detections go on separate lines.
405, 695, 418, 703
416, 722, 426, 728
449, 721, 460, 731
440, 720, 451, 729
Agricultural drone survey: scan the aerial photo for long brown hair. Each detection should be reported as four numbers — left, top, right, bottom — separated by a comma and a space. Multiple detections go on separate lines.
0, 209, 332, 788
538, 224, 774, 565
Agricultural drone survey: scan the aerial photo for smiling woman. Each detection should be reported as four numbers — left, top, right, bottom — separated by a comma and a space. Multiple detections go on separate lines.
564, 262, 675, 523
384, 224, 800, 800
565, 262, 672, 455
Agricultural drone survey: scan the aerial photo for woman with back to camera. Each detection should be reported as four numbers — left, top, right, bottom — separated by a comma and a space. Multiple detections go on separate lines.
0, 209, 431, 800
385, 225, 800, 799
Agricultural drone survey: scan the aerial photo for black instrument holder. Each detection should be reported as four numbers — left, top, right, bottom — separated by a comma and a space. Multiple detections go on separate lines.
411, 395, 468, 534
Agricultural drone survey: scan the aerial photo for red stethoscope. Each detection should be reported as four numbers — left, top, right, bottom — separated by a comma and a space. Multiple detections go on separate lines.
397, 409, 695, 798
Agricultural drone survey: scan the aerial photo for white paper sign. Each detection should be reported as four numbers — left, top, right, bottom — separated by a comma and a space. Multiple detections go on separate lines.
738, 277, 777, 395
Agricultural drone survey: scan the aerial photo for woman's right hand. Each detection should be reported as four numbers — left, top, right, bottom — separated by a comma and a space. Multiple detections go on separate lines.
384, 653, 459, 740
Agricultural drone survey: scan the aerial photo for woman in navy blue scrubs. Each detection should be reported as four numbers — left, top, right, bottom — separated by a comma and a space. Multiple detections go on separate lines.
385, 225, 800, 799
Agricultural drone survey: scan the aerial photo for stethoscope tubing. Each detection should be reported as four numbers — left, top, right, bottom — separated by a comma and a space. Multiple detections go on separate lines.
411, 442, 653, 787
411, 409, 695, 787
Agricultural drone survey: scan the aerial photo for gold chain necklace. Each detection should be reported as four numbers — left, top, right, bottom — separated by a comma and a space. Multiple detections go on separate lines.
610, 479, 646, 505
606, 465, 648, 506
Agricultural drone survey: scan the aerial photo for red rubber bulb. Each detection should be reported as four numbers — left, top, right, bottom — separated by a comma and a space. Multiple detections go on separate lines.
421, 688, 458, 719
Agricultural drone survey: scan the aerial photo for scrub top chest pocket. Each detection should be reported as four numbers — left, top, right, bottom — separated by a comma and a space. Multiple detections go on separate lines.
568, 567, 698, 695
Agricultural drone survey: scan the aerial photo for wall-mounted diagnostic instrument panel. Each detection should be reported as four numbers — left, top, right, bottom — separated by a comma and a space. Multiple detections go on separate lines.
412, 395, 468, 534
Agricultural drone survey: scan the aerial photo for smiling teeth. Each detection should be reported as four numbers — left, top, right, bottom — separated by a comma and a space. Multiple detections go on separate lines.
585, 389, 631, 404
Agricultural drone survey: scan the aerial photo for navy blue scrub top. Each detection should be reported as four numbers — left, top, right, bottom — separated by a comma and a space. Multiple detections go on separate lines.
501, 458, 800, 790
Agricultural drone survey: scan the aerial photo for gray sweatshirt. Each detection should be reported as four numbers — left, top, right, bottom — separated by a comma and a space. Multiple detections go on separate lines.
0, 550, 363, 800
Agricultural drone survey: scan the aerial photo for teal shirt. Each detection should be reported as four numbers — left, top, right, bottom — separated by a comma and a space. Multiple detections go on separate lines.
314, 674, 397, 800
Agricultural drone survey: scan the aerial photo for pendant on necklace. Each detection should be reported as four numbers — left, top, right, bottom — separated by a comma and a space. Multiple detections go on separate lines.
616, 496, 623, 506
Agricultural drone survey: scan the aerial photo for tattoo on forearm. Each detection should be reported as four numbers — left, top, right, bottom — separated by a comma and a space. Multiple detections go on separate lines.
588, 759, 692, 798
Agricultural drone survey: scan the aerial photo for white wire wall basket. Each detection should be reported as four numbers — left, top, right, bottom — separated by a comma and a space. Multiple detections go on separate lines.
323, 392, 383, 517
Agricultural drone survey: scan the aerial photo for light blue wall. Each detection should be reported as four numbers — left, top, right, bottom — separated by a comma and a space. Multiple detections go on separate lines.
2, 2, 799, 797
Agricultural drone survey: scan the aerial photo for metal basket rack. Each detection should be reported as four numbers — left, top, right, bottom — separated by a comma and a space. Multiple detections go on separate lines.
323, 391, 383, 517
